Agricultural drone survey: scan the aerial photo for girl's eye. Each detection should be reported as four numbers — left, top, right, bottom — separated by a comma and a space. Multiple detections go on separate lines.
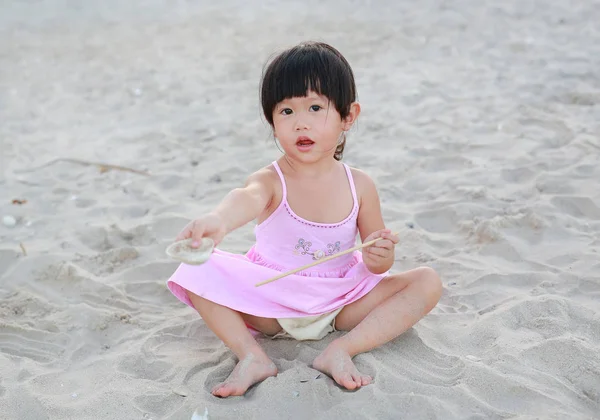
310, 105, 322, 111
280, 108, 293, 115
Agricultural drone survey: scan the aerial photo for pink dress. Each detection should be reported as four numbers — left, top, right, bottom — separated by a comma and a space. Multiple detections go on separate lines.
166, 161, 388, 325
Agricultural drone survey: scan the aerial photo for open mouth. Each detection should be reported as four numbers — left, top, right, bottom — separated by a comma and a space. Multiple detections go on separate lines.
296, 136, 315, 147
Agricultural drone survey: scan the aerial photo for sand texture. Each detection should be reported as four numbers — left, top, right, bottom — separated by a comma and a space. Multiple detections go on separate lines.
1, 0, 600, 419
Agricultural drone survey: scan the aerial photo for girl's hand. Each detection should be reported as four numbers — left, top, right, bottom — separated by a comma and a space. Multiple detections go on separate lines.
175, 213, 227, 248
361, 229, 399, 268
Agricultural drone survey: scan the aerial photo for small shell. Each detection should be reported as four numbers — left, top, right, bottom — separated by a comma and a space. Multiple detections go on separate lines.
2, 215, 17, 227
172, 385, 190, 397
166, 238, 214, 265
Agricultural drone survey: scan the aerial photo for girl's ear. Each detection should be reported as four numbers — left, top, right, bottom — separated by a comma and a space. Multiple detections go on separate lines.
342, 102, 361, 130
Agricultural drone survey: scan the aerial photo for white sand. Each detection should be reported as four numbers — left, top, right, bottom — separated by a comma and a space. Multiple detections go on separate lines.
1, 0, 600, 418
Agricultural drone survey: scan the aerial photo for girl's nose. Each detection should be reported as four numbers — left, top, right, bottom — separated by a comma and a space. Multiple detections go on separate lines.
294, 117, 310, 131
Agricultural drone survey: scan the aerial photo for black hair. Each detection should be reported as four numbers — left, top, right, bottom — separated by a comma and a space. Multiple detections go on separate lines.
259, 41, 357, 160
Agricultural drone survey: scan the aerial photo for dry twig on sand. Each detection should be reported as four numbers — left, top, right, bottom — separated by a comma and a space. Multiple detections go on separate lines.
14, 158, 150, 176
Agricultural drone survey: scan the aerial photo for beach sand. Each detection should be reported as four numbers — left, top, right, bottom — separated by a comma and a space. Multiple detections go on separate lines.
1, 0, 599, 418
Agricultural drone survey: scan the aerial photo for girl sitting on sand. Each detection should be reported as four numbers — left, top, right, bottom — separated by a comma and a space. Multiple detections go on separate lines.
166, 41, 442, 398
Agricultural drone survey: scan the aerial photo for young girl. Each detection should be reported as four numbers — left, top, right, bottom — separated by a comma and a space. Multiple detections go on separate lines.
166, 41, 442, 398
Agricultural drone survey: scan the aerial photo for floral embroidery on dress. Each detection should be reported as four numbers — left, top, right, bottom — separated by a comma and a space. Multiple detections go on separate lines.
295, 238, 313, 255
294, 238, 341, 260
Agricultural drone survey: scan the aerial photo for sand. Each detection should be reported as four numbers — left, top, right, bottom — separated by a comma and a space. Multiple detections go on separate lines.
1, 0, 600, 418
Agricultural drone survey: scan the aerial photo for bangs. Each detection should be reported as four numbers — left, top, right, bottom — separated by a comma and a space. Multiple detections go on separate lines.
270, 52, 332, 105
260, 42, 356, 125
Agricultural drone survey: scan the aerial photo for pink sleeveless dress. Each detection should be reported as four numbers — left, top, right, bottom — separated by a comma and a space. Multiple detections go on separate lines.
166, 161, 388, 334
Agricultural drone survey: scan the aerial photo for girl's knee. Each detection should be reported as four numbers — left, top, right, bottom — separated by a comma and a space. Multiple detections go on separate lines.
415, 266, 443, 303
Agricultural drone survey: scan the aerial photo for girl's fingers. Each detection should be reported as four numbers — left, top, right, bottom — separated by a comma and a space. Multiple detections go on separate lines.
365, 231, 382, 243
374, 239, 394, 250
175, 227, 190, 241
175, 221, 206, 247
190, 231, 205, 248
379, 232, 399, 245
367, 246, 388, 258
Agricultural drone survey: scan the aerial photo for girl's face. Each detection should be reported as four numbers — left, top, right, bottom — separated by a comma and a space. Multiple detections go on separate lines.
272, 90, 359, 163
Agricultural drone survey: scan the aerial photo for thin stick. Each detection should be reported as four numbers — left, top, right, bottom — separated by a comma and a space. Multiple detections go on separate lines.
255, 232, 399, 287
14, 158, 150, 176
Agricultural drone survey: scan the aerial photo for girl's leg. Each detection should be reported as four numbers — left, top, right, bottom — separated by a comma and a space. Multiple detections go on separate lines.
186, 291, 280, 397
312, 266, 442, 390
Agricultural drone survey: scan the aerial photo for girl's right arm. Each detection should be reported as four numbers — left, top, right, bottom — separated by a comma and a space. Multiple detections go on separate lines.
212, 169, 274, 233
176, 168, 275, 246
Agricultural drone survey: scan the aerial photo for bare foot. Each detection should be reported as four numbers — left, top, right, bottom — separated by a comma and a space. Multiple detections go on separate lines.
312, 344, 372, 390
212, 353, 277, 397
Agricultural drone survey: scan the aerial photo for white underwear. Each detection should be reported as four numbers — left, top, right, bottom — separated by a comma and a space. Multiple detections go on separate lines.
271, 307, 344, 340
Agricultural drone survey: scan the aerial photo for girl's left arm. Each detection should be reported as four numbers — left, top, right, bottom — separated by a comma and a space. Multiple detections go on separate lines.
353, 168, 399, 274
